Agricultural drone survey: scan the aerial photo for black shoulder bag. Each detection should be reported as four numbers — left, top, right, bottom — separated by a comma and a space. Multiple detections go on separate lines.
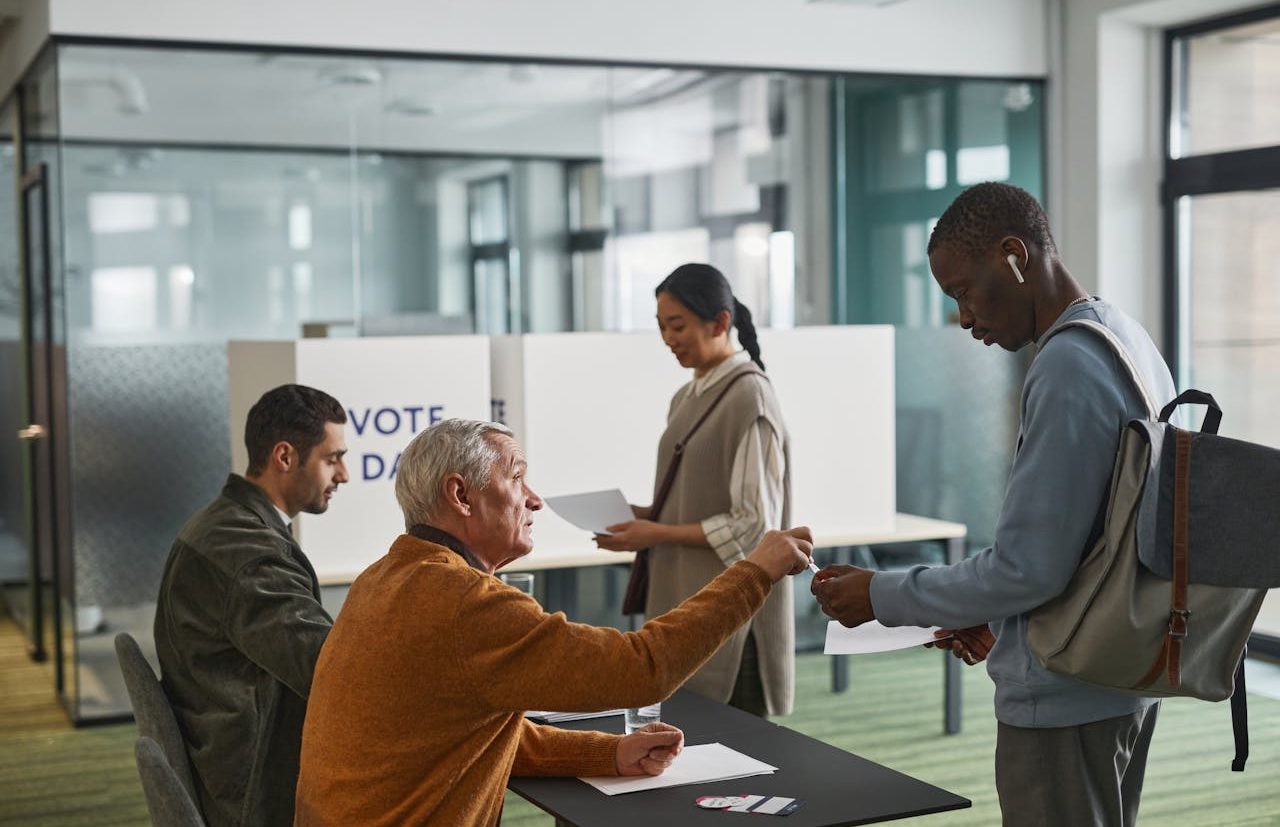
620, 369, 766, 615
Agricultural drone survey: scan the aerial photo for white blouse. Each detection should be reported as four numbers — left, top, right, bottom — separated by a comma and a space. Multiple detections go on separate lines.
685, 351, 786, 564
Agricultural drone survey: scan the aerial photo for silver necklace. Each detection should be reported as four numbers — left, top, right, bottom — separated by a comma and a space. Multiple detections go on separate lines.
1066, 295, 1094, 310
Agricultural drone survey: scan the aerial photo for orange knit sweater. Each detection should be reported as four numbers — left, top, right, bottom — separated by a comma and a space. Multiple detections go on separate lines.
295, 534, 773, 827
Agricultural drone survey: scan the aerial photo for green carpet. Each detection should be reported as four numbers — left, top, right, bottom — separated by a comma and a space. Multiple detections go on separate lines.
3, 650, 1277, 825
504, 649, 1280, 826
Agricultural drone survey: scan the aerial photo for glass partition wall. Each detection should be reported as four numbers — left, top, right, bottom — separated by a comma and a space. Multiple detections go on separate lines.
1, 41, 1043, 720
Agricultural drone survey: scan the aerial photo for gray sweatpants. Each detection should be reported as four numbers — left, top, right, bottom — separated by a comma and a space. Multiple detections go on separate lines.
995, 703, 1159, 827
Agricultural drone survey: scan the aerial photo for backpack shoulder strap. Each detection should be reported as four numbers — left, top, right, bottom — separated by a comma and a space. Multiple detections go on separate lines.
1040, 318, 1159, 421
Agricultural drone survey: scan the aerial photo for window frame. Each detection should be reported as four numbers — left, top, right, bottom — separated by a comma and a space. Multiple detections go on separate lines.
1161, 4, 1280, 377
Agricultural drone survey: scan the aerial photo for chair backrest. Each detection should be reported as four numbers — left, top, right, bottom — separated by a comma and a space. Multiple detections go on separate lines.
114, 633, 199, 801
135, 737, 207, 827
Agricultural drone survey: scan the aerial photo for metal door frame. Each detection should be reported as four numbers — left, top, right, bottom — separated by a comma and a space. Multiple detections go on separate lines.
17, 153, 64, 689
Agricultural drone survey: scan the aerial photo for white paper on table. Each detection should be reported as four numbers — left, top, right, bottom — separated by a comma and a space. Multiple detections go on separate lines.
544, 489, 635, 535
824, 620, 946, 655
579, 743, 777, 796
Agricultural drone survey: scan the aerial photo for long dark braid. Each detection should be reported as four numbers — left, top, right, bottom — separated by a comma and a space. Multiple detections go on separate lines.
654, 263, 766, 372
731, 298, 764, 372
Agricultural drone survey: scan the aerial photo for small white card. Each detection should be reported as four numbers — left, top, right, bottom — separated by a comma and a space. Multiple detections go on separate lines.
545, 488, 635, 535
580, 743, 777, 796
823, 620, 945, 655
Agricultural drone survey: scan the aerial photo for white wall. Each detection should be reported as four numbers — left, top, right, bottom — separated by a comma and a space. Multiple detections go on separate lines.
46, 0, 1046, 78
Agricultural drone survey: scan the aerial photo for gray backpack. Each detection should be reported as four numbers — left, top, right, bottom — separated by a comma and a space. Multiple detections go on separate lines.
1027, 319, 1279, 771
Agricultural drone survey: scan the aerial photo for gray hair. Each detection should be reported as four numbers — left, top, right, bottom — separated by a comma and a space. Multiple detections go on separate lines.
395, 418, 514, 528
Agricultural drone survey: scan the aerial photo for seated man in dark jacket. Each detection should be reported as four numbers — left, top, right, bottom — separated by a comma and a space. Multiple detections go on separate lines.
154, 383, 349, 827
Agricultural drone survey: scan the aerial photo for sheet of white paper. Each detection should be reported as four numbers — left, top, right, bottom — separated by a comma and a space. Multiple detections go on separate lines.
545, 489, 635, 535
580, 743, 777, 796
823, 620, 945, 655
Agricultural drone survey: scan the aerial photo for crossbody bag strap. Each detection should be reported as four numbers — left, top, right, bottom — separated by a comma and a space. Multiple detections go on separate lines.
1040, 318, 1159, 421
649, 368, 767, 522
1167, 428, 1192, 688
1231, 653, 1250, 771
1045, 319, 1187, 691
1130, 428, 1193, 694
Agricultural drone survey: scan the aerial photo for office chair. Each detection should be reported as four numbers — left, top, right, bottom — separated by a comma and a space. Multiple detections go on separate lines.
114, 633, 199, 802
135, 737, 207, 827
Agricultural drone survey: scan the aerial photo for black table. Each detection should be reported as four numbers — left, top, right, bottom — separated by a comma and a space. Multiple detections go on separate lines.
509, 690, 970, 827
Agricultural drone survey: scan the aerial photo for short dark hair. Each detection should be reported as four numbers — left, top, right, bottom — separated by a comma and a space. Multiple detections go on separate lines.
927, 182, 1057, 259
655, 262, 766, 372
244, 384, 346, 475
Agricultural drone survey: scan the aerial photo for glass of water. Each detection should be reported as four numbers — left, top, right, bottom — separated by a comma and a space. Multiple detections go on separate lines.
624, 703, 661, 734
499, 572, 534, 595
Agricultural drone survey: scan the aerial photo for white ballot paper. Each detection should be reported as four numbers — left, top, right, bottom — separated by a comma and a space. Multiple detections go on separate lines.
545, 489, 635, 535
824, 620, 945, 655
580, 743, 777, 796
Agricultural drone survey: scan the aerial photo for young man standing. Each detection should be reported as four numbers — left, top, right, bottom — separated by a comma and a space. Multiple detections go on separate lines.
813, 183, 1175, 827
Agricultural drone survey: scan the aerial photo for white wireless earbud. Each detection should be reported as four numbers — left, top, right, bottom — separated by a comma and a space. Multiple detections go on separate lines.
1006, 253, 1025, 284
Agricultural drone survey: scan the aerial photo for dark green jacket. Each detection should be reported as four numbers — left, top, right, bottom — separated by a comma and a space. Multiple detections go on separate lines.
154, 474, 332, 827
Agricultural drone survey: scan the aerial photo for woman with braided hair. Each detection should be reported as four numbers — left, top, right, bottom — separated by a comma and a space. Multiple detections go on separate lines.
595, 262, 794, 717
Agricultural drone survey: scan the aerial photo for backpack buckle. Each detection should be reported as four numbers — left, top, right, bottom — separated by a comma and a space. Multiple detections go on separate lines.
1168, 609, 1191, 639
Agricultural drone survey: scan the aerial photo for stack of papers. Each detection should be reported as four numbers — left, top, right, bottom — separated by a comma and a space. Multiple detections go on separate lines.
823, 620, 946, 655
525, 709, 624, 723
580, 743, 777, 796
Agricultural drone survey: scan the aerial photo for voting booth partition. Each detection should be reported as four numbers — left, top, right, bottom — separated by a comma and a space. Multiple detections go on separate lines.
493, 327, 896, 570
228, 337, 492, 582
227, 327, 894, 582
489, 332, 686, 570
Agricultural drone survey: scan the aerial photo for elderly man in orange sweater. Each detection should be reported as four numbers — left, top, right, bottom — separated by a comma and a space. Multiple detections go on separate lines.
295, 418, 813, 826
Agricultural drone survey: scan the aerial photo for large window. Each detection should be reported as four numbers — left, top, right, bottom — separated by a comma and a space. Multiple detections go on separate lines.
835, 77, 1044, 326
55, 49, 828, 343
1164, 6, 1280, 642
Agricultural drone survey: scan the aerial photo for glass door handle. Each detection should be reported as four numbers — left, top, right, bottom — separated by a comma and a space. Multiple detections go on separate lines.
17, 424, 47, 440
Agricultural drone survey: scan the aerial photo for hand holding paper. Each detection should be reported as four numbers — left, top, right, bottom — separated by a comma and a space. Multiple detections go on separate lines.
594, 518, 664, 551
823, 621, 951, 655
926, 625, 995, 665
811, 563, 877, 627
545, 489, 635, 535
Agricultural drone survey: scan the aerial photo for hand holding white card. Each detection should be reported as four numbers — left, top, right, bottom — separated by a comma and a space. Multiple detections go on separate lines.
824, 620, 947, 655
545, 489, 635, 535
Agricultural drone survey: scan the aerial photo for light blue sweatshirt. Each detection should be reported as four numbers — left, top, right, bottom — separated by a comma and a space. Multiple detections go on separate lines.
870, 298, 1176, 728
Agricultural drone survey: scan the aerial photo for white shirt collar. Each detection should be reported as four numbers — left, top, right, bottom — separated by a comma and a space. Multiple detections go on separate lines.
692, 350, 751, 397
273, 504, 292, 530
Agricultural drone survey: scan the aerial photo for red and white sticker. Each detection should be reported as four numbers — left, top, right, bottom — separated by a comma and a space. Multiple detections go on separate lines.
695, 795, 803, 815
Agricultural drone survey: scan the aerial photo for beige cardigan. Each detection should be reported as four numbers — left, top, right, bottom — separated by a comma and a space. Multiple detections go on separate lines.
645, 361, 795, 715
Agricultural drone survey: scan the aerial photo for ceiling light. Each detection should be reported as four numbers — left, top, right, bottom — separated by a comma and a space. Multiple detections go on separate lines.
1003, 84, 1034, 113
385, 98, 437, 117
318, 65, 383, 87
